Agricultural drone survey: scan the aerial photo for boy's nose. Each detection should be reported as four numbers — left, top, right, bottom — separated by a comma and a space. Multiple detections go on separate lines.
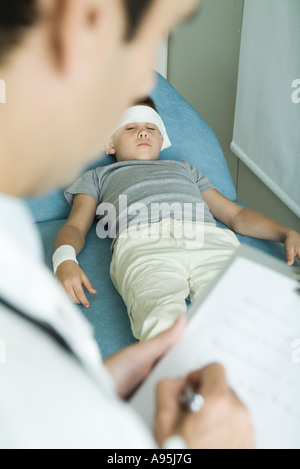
139, 129, 148, 138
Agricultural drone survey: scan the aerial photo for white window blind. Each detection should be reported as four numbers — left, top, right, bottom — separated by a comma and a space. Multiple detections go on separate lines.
231, 0, 300, 218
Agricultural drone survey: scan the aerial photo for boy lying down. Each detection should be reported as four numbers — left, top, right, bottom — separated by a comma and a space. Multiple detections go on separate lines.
53, 97, 300, 342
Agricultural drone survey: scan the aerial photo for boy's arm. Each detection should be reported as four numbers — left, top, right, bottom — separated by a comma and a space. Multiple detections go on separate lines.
54, 194, 98, 307
202, 189, 300, 265
55, 193, 98, 253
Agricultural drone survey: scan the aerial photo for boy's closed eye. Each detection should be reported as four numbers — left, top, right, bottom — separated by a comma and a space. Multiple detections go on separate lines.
126, 126, 157, 132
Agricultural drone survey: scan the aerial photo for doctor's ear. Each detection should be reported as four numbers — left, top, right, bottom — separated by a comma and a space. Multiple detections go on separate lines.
105, 140, 116, 155
48, 0, 111, 73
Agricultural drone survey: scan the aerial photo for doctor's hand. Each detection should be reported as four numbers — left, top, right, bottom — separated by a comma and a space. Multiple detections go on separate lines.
55, 260, 97, 308
284, 230, 300, 266
155, 364, 255, 449
104, 316, 186, 400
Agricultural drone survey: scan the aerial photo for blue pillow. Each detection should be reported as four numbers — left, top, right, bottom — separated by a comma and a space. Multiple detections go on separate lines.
152, 74, 236, 200
26, 73, 236, 223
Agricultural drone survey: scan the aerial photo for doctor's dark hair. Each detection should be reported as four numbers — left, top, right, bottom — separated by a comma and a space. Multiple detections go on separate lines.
123, 0, 154, 41
0, 0, 38, 65
0, 0, 155, 65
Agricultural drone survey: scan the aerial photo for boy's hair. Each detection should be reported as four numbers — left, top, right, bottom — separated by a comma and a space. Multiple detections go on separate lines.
0, 0, 155, 65
134, 96, 158, 113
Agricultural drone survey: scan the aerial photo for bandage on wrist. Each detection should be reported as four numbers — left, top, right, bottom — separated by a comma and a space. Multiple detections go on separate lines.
52, 245, 78, 274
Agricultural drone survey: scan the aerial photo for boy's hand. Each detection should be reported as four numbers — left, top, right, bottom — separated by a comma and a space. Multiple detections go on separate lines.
284, 230, 300, 266
55, 260, 97, 308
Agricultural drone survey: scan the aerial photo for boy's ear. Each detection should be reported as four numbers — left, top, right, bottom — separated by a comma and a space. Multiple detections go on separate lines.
160, 136, 164, 150
105, 139, 116, 155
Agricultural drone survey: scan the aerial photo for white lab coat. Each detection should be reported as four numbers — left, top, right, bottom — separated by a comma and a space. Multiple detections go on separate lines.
0, 194, 156, 449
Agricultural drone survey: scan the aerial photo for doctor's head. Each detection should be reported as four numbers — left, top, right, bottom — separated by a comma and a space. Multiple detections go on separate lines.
0, 0, 199, 196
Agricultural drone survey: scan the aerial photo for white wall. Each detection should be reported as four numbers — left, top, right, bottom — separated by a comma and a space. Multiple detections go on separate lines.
168, 0, 300, 232
155, 38, 168, 79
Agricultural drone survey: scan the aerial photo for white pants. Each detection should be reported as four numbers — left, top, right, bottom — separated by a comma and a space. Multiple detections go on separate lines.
110, 219, 240, 341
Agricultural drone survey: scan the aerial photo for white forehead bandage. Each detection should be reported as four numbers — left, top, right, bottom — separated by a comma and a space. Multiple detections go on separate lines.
116, 105, 172, 151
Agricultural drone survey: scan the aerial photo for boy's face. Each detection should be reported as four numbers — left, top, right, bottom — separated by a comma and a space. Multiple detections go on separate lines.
106, 122, 164, 162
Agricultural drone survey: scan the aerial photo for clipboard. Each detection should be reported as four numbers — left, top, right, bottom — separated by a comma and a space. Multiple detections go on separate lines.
130, 245, 300, 449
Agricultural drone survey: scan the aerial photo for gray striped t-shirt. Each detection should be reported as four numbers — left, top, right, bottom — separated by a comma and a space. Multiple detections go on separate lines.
65, 160, 216, 247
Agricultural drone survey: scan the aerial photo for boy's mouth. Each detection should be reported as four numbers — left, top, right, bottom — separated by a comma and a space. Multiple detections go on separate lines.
138, 142, 151, 147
